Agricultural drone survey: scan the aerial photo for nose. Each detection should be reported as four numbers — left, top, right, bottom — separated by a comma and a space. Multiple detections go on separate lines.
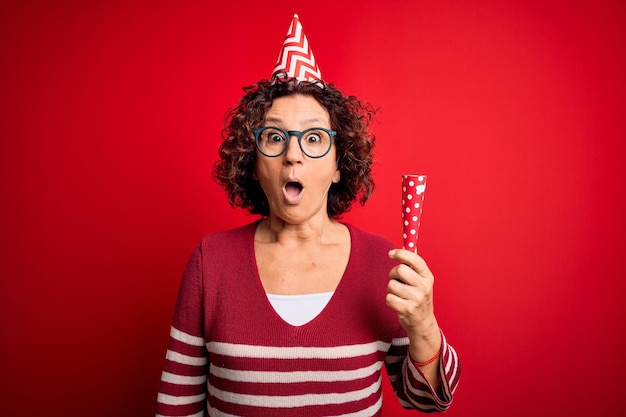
283, 133, 304, 164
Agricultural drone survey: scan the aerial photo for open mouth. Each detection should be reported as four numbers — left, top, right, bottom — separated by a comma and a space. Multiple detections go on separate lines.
284, 181, 304, 203
285, 181, 303, 196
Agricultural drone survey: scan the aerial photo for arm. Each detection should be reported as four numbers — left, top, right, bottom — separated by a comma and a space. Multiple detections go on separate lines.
385, 249, 461, 412
385, 330, 460, 412
156, 245, 209, 417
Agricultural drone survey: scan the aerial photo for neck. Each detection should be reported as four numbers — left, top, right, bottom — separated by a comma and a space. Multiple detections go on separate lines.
258, 215, 339, 245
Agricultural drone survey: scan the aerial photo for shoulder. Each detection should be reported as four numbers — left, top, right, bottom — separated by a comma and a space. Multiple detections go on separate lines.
343, 223, 397, 272
183, 221, 259, 288
182, 221, 258, 269
344, 223, 396, 251
198, 221, 258, 249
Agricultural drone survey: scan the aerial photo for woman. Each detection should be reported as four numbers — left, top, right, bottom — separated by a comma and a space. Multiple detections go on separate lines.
155, 76, 460, 417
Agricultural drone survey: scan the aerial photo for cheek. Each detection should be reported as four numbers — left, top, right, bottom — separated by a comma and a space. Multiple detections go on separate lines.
254, 161, 279, 191
254, 157, 270, 179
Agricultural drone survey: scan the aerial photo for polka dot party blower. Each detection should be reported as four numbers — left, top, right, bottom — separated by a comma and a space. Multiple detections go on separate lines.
401, 174, 427, 253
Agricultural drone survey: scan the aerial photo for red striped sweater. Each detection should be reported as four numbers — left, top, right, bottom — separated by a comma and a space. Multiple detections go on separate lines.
156, 222, 460, 416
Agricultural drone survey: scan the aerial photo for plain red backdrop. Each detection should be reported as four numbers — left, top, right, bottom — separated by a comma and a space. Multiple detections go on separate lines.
1, 0, 625, 416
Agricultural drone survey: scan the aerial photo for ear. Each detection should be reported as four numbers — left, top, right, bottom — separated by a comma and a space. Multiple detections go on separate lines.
332, 168, 340, 183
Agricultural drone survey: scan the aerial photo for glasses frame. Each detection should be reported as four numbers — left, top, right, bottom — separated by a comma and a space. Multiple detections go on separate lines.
252, 126, 337, 158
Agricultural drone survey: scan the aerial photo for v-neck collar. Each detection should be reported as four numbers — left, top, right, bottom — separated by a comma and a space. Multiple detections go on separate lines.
247, 221, 356, 329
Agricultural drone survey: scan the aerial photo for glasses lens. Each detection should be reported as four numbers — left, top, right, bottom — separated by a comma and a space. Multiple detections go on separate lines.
301, 129, 332, 157
257, 127, 287, 157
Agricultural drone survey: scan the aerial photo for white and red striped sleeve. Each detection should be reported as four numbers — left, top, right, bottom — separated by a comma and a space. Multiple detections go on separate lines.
385, 330, 461, 413
156, 246, 209, 417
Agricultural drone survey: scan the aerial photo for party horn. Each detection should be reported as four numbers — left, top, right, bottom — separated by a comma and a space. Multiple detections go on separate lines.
401, 174, 427, 252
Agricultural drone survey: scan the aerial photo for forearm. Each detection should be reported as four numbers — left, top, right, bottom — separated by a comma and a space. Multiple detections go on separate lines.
407, 318, 443, 391
386, 328, 460, 413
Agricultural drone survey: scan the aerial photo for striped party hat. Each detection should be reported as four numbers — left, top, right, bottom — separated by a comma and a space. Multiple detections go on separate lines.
271, 14, 322, 83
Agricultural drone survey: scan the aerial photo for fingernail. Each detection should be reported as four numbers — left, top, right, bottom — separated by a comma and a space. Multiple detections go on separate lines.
388, 250, 396, 257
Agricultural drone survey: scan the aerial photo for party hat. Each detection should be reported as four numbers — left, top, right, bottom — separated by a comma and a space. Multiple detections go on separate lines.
271, 14, 322, 83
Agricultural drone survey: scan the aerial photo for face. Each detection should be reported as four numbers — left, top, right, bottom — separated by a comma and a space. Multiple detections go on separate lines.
254, 94, 340, 224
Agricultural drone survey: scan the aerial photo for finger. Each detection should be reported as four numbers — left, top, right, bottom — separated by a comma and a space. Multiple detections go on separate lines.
387, 277, 408, 295
388, 249, 433, 279
389, 263, 422, 287
385, 291, 411, 313
386, 288, 431, 317
387, 276, 430, 302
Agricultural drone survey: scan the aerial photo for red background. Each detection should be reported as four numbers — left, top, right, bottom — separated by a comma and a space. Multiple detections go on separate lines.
1, 0, 625, 416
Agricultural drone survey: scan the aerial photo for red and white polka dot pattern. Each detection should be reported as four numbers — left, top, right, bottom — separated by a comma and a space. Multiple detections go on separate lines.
401, 174, 427, 252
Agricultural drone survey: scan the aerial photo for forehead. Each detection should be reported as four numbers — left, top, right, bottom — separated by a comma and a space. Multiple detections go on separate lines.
265, 94, 330, 126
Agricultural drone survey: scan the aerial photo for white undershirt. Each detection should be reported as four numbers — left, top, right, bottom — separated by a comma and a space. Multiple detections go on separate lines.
267, 292, 334, 326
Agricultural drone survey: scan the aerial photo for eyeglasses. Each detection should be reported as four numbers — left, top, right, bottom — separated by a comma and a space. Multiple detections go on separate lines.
252, 126, 337, 158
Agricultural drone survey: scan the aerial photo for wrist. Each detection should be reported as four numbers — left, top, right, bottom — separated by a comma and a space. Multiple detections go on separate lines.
407, 323, 442, 364
406, 317, 440, 342
410, 346, 442, 367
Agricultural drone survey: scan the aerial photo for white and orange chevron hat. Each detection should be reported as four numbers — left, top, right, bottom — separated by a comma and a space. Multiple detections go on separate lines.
271, 14, 322, 83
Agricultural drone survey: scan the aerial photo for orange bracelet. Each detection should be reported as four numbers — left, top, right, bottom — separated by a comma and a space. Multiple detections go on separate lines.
413, 348, 441, 367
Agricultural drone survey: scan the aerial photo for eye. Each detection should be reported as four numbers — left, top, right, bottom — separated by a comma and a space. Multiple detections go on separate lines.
304, 131, 324, 145
269, 133, 285, 143
263, 129, 286, 144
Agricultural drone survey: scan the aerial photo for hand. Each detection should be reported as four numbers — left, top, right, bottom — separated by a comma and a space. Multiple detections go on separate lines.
386, 249, 439, 340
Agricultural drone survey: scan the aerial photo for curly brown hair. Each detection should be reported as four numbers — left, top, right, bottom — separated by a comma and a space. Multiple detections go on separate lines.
213, 75, 377, 218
